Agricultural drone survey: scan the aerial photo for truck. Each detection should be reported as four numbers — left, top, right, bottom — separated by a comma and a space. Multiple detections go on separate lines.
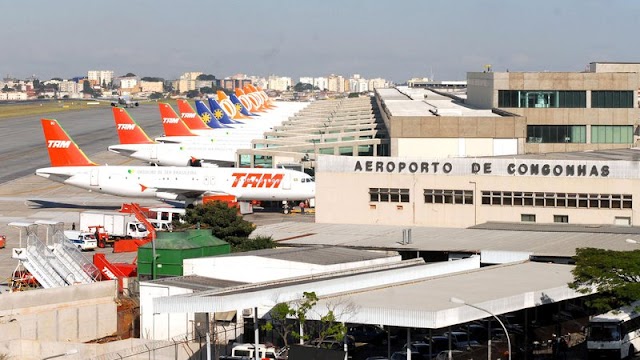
79, 211, 149, 241
219, 343, 279, 359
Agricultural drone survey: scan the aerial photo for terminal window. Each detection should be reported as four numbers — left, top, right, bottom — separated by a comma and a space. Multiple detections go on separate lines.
499, 90, 586, 108
527, 125, 586, 143
481, 191, 631, 209
521, 214, 536, 222
554, 215, 569, 223
369, 188, 410, 203
424, 189, 473, 205
591, 91, 634, 108
591, 125, 633, 144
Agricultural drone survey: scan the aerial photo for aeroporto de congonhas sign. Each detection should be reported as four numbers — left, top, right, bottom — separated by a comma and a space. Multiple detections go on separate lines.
318, 156, 640, 179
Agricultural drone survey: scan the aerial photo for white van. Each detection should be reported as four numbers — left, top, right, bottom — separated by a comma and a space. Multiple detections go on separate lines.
148, 219, 173, 232
63, 230, 98, 251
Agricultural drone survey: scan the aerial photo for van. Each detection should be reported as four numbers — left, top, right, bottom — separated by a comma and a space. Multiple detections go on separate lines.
148, 219, 173, 232
63, 230, 98, 251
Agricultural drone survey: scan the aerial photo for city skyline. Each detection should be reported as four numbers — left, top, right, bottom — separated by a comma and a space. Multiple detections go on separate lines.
2, 0, 638, 82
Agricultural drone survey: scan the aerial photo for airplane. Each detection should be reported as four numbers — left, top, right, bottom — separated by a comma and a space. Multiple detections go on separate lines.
111, 94, 139, 108
108, 107, 239, 167
36, 119, 315, 207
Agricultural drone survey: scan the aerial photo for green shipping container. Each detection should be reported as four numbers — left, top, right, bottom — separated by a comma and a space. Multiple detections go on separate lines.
138, 229, 230, 280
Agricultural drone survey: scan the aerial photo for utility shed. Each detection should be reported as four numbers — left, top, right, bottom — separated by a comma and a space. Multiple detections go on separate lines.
138, 229, 230, 279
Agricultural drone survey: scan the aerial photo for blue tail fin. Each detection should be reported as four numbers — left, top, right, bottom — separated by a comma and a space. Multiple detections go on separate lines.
230, 93, 257, 116
207, 97, 241, 125
194, 100, 226, 129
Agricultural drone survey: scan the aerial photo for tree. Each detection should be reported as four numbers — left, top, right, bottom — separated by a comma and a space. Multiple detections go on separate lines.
149, 92, 163, 100
50, 77, 63, 81
348, 92, 359, 98
82, 81, 93, 95
186, 89, 200, 98
294, 82, 313, 92
196, 74, 216, 81
141, 77, 164, 82
124, 72, 136, 77
180, 201, 276, 252
262, 291, 318, 354
570, 247, 640, 312
200, 86, 215, 94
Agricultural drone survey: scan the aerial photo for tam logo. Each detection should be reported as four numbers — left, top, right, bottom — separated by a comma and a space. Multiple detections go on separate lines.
47, 140, 71, 148
181, 113, 197, 118
163, 117, 180, 124
102, 266, 117, 280
117, 124, 136, 130
231, 173, 284, 188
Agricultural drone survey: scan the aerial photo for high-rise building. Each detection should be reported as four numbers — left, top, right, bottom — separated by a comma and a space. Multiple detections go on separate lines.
87, 70, 114, 87
267, 75, 292, 91
299, 77, 314, 85
313, 77, 328, 91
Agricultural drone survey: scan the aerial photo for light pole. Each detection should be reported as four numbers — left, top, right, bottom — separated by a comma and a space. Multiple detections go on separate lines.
450, 297, 511, 360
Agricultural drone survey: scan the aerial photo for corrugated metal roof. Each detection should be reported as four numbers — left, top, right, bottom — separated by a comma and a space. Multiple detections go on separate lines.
146, 275, 247, 292
218, 246, 394, 265
250, 221, 640, 257
153, 260, 583, 330
490, 148, 640, 161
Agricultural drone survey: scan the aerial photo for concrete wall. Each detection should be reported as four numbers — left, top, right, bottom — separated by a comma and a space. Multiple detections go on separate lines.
316, 155, 639, 228
395, 138, 518, 157
0, 281, 117, 343
139, 283, 193, 340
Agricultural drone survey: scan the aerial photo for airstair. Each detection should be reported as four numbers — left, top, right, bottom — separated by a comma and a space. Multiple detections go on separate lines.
11, 223, 67, 289
38, 221, 100, 284
10, 221, 99, 289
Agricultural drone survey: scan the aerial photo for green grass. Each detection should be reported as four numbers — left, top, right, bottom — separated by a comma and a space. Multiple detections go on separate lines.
0, 99, 158, 120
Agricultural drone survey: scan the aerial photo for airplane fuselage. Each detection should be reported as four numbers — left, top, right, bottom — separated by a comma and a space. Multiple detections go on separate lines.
35, 166, 315, 203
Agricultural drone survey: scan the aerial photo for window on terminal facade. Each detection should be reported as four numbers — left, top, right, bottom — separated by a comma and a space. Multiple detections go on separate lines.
527, 125, 586, 143
591, 91, 634, 108
499, 90, 586, 108
591, 125, 633, 144
369, 188, 409, 203
425, 189, 473, 205
521, 214, 536, 222
554, 215, 569, 223
481, 191, 631, 209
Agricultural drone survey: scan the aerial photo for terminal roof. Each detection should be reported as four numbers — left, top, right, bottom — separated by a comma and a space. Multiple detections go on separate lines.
492, 148, 640, 162
214, 246, 394, 265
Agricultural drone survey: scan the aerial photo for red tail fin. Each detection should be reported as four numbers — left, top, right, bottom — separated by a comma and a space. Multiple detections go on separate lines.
176, 99, 210, 130
158, 103, 196, 136
41, 118, 97, 167
112, 107, 154, 144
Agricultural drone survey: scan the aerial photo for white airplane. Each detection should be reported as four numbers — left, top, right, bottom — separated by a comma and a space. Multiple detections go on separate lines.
111, 94, 139, 108
108, 107, 240, 167
154, 102, 266, 145
36, 119, 315, 207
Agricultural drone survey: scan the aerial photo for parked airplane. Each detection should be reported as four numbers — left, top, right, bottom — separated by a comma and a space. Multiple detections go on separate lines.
36, 119, 315, 206
108, 107, 238, 167
111, 94, 139, 108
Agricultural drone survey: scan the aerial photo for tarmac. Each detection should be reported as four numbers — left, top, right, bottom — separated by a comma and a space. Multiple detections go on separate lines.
0, 104, 313, 293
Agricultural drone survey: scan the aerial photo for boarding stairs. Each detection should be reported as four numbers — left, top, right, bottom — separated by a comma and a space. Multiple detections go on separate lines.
12, 224, 67, 288
50, 226, 100, 284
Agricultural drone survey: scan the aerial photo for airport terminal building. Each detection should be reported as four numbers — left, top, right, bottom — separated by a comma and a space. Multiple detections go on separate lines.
315, 151, 640, 228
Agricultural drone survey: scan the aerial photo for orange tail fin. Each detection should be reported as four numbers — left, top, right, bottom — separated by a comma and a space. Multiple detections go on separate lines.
158, 103, 196, 136
220, 91, 249, 119
176, 99, 210, 130
41, 118, 97, 167
112, 107, 154, 144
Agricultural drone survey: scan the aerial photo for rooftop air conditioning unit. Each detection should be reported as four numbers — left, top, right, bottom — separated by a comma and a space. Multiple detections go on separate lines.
242, 308, 253, 318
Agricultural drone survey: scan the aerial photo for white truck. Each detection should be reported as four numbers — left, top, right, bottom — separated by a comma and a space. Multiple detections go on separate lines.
219, 343, 279, 359
79, 211, 149, 240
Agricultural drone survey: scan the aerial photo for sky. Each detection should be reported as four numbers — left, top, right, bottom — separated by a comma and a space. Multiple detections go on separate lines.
2, 0, 639, 83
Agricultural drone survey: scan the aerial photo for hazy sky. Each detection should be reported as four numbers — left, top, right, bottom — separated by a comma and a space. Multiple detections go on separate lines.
2, 0, 638, 82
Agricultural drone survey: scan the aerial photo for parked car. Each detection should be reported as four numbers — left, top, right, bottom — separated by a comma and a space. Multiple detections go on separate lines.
63, 230, 97, 251
348, 324, 388, 344
404, 341, 434, 359
308, 335, 355, 352
443, 331, 481, 350
435, 350, 464, 360
391, 350, 424, 360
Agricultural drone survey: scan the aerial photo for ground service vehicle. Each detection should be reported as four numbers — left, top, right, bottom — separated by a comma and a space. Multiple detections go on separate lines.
79, 211, 148, 240
587, 300, 640, 359
63, 230, 98, 251
219, 343, 278, 359
0, 234, 5, 248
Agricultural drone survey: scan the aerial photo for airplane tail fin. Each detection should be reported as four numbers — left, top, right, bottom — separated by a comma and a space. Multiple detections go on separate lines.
206, 98, 239, 125
194, 100, 226, 128
158, 103, 197, 136
41, 118, 97, 167
234, 89, 258, 115
218, 91, 249, 119
256, 86, 276, 107
230, 93, 256, 116
243, 85, 266, 112
176, 99, 211, 130
112, 107, 154, 144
